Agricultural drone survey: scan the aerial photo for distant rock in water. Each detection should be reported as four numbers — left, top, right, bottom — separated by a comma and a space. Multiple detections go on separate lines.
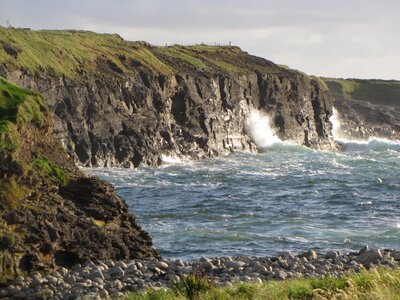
0, 77, 158, 278
0, 27, 337, 167
323, 78, 400, 140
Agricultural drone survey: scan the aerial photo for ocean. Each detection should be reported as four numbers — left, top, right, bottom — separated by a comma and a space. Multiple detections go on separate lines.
86, 109, 400, 259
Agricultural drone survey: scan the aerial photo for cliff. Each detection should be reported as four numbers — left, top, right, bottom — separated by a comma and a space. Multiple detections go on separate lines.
0, 77, 158, 280
322, 78, 400, 140
0, 27, 337, 167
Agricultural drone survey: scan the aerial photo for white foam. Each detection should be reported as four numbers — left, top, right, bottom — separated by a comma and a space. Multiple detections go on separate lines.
336, 136, 400, 145
161, 154, 182, 164
329, 107, 343, 140
245, 110, 282, 147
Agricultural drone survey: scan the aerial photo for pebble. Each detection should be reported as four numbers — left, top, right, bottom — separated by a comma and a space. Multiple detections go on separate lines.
357, 248, 383, 266
202, 260, 215, 271
325, 250, 338, 260
108, 266, 124, 277
2, 247, 399, 299
225, 260, 246, 268
29, 277, 43, 288
275, 270, 287, 280
57, 267, 69, 277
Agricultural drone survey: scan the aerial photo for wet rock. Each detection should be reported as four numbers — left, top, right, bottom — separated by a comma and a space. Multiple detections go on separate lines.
325, 250, 338, 260
357, 248, 383, 266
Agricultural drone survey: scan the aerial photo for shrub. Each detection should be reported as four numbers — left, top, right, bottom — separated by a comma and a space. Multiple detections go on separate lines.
172, 273, 211, 300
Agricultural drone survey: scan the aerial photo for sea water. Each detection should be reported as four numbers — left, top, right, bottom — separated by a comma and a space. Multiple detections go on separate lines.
86, 109, 400, 259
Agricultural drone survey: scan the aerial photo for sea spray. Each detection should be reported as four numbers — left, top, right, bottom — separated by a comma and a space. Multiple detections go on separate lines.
245, 110, 281, 147
330, 107, 400, 149
161, 154, 183, 164
329, 107, 342, 139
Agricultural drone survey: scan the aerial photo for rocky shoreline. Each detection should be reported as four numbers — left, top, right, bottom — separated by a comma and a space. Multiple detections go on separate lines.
1, 246, 399, 299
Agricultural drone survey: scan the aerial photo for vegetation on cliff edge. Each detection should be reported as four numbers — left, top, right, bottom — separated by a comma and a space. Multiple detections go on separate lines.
0, 76, 47, 152
322, 77, 400, 106
0, 26, 285, 80
0, 77, 68, 280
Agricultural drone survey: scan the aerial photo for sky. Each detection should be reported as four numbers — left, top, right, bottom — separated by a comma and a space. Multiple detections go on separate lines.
1, 0, 399, 80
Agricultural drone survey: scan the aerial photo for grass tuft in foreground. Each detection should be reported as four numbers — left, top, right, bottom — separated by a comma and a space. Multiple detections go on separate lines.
123, 267, 400, 300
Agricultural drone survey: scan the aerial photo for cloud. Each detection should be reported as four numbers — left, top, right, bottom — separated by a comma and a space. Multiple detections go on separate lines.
0, 0, 399, 79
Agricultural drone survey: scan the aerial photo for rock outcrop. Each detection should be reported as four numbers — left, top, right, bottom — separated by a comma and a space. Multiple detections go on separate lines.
0, 27, 337, 168
0, 77, 158, 280
323, 78, 400, 140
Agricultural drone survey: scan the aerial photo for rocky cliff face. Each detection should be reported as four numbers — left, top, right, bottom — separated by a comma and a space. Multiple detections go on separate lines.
0, 28, 337, 168
0, 77, 158, 279
323, 78, 400, 140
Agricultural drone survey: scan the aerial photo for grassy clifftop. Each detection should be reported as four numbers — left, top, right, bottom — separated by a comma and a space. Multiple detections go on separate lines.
0, 27, 284, 79
322, 77, 400, 106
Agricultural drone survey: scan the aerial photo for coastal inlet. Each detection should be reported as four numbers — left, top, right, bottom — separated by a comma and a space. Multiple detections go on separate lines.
87, 136, 400, 259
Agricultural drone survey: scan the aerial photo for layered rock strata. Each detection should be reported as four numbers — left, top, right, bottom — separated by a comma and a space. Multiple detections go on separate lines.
0, 28, 337, 167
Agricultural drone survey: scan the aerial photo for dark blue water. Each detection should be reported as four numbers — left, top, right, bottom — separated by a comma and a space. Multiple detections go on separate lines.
87, 138, 400, 259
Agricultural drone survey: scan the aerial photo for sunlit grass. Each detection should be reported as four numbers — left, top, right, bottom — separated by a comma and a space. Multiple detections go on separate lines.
123, 267, 400, 300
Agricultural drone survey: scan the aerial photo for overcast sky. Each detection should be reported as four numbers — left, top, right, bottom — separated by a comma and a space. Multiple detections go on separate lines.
1, 0, 399, 79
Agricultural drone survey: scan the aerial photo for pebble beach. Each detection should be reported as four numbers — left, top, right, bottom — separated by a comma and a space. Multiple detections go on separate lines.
2, 246, 400, 299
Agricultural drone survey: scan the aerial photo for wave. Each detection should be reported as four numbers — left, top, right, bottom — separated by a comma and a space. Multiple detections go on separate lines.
330, 107, 400, 152
329, 107, 342, 139
337, 137, 400, 152
244, 110, 282, 148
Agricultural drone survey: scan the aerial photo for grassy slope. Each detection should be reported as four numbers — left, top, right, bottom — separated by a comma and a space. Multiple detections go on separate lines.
0, 76, 47, 151
321, 77, 400, 106
125, 267, 400, 300
0, 77, 68, 281
0, 27, 285, 80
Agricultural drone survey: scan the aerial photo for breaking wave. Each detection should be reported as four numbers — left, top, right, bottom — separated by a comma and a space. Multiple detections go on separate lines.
245, 110, 282, 147
330, 107, 400, 151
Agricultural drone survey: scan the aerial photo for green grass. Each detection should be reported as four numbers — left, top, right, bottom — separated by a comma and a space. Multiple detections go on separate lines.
0, 27, 173, 78
155, 46, 211, 72
123, 267, 400, 300
0, 77, 67, 211
322, 77, 400, 106
0, 27, 258, 78
322, 78, 360, 94
0, 177, 28, 210
31, 152, 68, 186
0, 76, 47, 152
